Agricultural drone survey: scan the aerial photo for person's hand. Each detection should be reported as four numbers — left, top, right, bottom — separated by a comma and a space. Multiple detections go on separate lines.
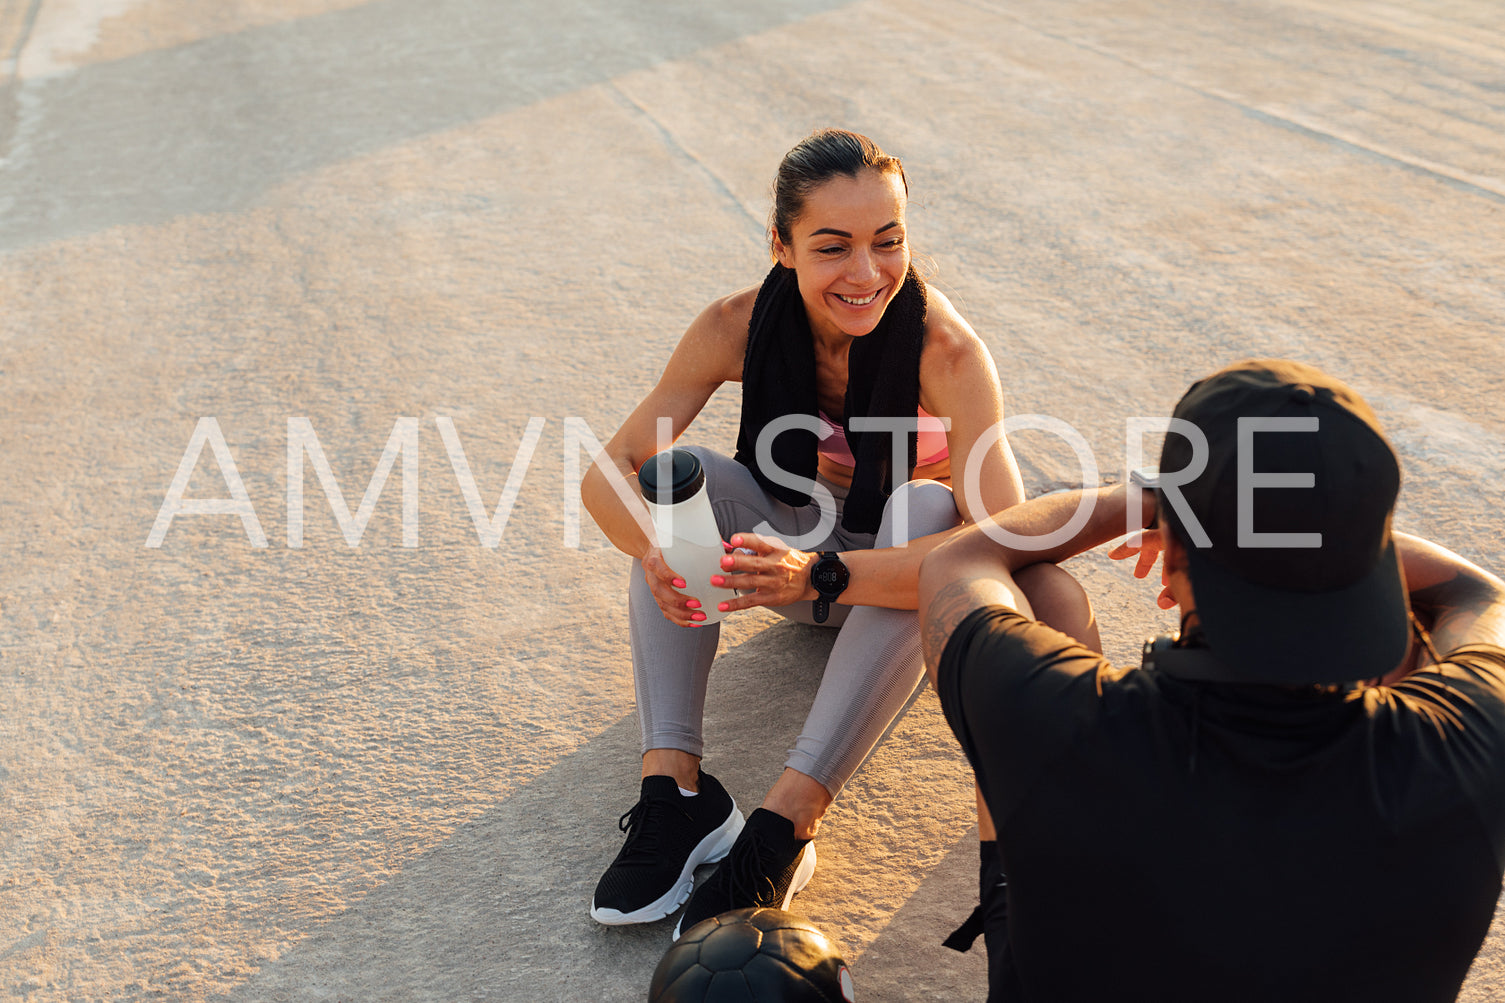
708, 532, 817, 614
641, 545, 708, 626
1109, 529, 1178, 610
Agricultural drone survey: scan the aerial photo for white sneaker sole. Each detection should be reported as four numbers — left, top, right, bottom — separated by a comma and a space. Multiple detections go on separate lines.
672, 841, 817, 940
783, 841, 817, 906
590, 803, 744, 926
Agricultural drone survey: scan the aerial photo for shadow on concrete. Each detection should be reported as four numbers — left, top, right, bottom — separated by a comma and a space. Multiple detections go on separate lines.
214, 620, 850, 1002
856, 829, 990, 1001
0, 0, 852, 252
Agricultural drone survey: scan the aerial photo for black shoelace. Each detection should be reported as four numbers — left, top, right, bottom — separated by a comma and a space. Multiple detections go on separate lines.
616, 795, 692, 864
715, 826, 786, 907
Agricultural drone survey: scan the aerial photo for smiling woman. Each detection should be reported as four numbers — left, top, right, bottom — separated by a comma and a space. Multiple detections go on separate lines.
579, 129, 1098, 952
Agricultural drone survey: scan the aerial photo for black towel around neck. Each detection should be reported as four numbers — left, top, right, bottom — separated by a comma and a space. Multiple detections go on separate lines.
733, 262, 928, 535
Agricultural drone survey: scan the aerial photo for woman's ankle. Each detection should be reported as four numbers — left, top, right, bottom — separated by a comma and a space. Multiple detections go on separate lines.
760, 768, 833, 840
641, 748, 701, 791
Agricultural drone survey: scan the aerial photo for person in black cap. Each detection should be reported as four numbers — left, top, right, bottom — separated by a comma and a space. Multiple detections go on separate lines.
918, 359, 1505, 1002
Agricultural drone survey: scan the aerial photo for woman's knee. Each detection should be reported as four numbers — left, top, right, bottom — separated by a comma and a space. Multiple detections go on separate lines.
878, 479, 960, 547
678, 444, 733, 486
1015, 563, 1101, 653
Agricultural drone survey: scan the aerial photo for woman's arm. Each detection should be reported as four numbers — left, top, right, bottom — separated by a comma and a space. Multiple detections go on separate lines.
581, 288, 752, 558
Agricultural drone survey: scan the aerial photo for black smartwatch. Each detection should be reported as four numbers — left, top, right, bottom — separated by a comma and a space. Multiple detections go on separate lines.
809, 551, 850, 624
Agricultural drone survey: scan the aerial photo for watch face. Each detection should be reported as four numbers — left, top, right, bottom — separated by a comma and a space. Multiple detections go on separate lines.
813, 556, 849, 593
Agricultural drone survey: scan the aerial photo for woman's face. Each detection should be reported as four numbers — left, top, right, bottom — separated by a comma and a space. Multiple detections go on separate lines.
773, 168, 910, 342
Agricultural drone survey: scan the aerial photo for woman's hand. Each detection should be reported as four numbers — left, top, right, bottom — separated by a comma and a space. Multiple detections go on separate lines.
642, 545, 710, 627
1108, 529, 1178, 610
709, 532, 818, 614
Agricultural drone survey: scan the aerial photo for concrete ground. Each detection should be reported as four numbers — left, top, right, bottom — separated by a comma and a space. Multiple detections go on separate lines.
1, 0, 1503, 999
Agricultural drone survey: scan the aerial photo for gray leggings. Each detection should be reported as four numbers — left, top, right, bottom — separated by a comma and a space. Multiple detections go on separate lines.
629, 446, 962, 797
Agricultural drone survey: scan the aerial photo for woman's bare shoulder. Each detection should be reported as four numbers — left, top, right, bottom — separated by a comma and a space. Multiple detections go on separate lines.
673, 282, 761, 385
920, 283, 990, 371
710, 283, 760, 333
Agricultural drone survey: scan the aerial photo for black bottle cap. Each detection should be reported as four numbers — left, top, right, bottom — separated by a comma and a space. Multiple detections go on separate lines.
637, 449, 705, 505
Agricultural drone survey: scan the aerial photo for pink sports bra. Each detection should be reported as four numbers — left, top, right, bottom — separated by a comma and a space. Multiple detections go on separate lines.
816, 409, 950, 468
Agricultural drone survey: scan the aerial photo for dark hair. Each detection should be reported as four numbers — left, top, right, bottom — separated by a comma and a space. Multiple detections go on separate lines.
770, 129, 908, 253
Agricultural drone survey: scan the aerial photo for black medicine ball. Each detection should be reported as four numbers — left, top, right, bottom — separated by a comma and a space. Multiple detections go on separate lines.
649, 907, 855, 1002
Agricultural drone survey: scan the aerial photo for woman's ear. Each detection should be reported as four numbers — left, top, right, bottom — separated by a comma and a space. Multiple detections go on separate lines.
771, 230, 794, 269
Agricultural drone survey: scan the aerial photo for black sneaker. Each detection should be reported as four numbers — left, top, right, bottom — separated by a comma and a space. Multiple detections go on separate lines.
590, 771, 743, 925
672, 807, 816, 939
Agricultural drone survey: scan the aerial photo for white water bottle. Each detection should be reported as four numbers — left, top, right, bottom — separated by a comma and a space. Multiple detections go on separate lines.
638, 449, 739, 625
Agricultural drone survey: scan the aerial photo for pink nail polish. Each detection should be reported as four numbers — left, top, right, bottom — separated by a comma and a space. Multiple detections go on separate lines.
673, 578, 686, 589
717, 603, 730, 612
686, 599, 701, 609
691, 612, 705, 621
710, 575, 725, 587
721, 555, 734, 569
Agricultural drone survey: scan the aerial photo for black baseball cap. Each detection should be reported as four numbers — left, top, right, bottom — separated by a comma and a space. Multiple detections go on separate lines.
1157, 359, 1409, 685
